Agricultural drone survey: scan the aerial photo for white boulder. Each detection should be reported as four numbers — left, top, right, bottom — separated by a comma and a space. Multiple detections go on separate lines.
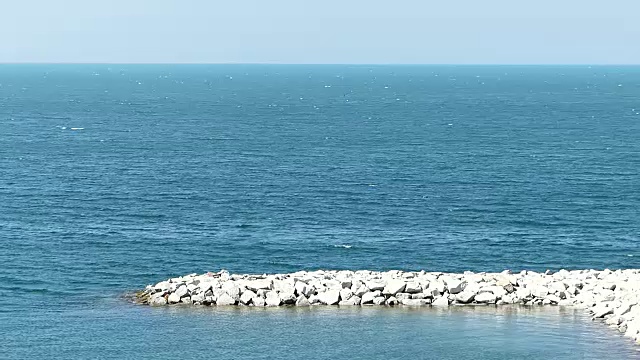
295, 295, 310, 306
362, 291, 382, 304
240, 290, 256, 305
401, 299, 429, 306
475, 292, 497, 304
295, 281, 314, 298
168, 292, 181, 304
245, 279, 272, 292
372, 296, 386, 305
340, 289, 354, 301
386, 296, 399, 305
592, 304, 613, 319
253, 296, 265, 307
432, 295, 449, 306
455, 291, 476, 304
445, 278, 466, 294
405, 282, 422, 294
154, 281, 171, 292
365, 281, 385, 291
339, 296, 361, 306
151, 296, 167, 306
265, 292, 281, 307
191, 292, 205, 303
216, 293, 236, 306
174, 285, 189, 298
318, 290, 341, 305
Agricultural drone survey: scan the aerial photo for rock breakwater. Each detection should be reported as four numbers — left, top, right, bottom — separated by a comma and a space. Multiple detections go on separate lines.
136, 269, 640, 343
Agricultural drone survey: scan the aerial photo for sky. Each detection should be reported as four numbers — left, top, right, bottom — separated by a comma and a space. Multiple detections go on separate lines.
0, 0, 639, 64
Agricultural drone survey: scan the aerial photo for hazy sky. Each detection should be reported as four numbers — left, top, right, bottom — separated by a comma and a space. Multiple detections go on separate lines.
1, 0, 638, 64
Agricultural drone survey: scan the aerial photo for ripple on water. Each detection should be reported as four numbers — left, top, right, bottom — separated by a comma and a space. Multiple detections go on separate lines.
4, 304, 640, 359
1, 65, 640, 358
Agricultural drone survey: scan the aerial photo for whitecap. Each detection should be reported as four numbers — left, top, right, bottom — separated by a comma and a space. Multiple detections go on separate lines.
333, 244, 352, 249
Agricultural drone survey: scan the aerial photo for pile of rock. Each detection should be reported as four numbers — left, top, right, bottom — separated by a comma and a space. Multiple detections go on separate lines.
135, 268, 640, 343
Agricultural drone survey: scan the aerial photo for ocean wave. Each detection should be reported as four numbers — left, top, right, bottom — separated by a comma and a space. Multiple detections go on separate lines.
333, 244, 353, 249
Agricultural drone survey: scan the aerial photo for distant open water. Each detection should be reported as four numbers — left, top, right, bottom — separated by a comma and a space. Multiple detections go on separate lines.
1, 65, 639, 359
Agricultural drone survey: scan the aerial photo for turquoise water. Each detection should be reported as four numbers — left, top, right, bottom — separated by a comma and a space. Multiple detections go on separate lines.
1, 65, 640, 358
4, 305, 640, 359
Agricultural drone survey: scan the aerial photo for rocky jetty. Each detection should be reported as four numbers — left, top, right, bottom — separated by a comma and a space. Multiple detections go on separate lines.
136, 268, 640, 343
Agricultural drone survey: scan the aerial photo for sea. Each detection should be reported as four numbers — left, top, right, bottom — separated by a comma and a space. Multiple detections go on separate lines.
1, 64, 639, 359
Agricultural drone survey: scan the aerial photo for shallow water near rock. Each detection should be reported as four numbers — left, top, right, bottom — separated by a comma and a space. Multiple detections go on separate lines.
5, 303, 640, 360
1, 64, 640, 358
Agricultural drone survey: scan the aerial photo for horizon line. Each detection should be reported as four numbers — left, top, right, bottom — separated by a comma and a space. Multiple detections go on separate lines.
1, 62, 640, 66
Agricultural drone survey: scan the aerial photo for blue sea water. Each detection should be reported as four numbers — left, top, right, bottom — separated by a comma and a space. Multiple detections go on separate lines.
1, 65, 639, 359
